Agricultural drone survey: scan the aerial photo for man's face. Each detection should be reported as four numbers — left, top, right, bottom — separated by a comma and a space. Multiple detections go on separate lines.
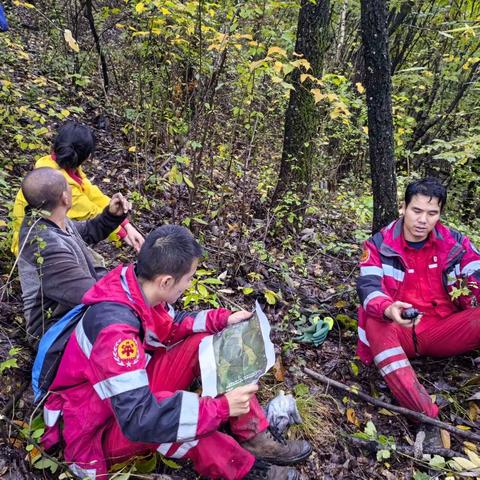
402, 194, 441, 242
162, 259, 198, 305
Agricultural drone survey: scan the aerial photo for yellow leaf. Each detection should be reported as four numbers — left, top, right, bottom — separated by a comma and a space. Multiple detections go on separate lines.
290, 59, 311, 71
184, 176, 194, 189
60, 109, 70, 117
161, 7, 171, 15
128, 146, 136, 153
310, 88, 325, 104
466, 449, 480, 467
64, 29, 80, 53
452, 457, 478, 470
273, 61, 284, 74
355, 82, 365, 94
458, 425, 472, 430
264, 290, 277, 305
346, 407, 360, 427
440, 429, 451, 449
135, 2, 146, 13
0, 220, 7, 228
267, 46, 288, 58
464, 442, 478, 452
300, 74, 313, 83
271, 75, 283, 84
362, 126, 369, 134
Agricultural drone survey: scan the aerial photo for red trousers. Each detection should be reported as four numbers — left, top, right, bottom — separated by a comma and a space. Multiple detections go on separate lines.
365, 308, 480, 417
104, 333, 268, 480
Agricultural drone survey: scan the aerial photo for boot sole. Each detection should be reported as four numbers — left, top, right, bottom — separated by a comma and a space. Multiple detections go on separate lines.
255, 445, 313, 466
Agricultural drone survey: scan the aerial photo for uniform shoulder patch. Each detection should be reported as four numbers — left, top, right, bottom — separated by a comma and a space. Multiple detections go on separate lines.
360, 248, 370, 264
113, 338, 140, 367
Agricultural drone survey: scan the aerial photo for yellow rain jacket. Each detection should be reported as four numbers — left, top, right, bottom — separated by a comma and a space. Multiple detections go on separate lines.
11, 155, 125, 256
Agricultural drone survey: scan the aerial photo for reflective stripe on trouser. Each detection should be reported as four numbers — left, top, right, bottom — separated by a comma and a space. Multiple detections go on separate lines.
365, 316, 439, 417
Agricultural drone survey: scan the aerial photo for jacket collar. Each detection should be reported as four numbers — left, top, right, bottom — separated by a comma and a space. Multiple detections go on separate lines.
82, 264, 174, 349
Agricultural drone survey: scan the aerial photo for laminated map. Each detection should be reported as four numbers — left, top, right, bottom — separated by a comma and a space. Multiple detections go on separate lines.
199, 301, 276, 397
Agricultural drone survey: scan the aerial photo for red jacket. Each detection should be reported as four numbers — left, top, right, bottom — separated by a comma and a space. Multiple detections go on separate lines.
41, 264, 232, 476
356, 218, 480, 364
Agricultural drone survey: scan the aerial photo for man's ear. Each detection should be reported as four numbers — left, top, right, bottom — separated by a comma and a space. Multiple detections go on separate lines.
154, 274, 175, 290
399, 201, 405, 216
60, 190, 70, 206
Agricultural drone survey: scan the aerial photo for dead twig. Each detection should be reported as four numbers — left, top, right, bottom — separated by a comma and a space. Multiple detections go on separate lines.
348, 436, 464, 459
304, 368, 480, 444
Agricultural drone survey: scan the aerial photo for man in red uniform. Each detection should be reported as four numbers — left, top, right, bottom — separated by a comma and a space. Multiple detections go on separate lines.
41, 225, 311, 479
356, 178, 480, 418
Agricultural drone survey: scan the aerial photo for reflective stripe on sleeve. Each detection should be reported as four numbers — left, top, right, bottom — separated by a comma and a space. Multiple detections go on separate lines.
75, 318, 93, 359
70, 464, 97, 479
93, 369, 149, 400
157, 443, 173, 456
363, 291, 389, 310
192, 310, 209, 333
374, 347, 405, 365
358, 327, 370, 347
177, 391, 199, 442
382, 264, 405, 281
379, 359, 410, 377
360, 266, 383, 277
462, 260, 480, 277
43, 407, 62, 427
171, 440, 199, 459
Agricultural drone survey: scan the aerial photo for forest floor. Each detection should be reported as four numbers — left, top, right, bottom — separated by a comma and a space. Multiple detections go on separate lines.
2, 13, 480, 480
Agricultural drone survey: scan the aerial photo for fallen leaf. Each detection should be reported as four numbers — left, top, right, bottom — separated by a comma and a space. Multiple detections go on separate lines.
441, 429, 451, 449
273, 356, 285, 382
64, 29, 80, 53
346, 407, 360, 427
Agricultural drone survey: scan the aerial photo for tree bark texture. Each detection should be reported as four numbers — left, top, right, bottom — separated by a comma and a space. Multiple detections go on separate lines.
361, 0, 398, 233
271, 0, 330, 206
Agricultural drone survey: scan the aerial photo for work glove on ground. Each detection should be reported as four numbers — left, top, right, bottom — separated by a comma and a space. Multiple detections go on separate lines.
293, 320, 330, 347
265, 390, 303, 435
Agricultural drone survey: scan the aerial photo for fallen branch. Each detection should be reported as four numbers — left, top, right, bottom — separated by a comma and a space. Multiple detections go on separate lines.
304, 368, 480, 444
348, 436, 464, 459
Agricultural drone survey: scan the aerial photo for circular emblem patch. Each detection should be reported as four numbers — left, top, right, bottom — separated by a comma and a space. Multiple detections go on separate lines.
360, 248, 370, 264
113, 338, 140, 367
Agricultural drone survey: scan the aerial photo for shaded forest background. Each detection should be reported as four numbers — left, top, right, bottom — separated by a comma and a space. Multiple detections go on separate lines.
1, 0, 480, 478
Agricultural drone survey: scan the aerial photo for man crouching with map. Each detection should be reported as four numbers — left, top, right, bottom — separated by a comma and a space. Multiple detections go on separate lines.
39, 225, 312, 480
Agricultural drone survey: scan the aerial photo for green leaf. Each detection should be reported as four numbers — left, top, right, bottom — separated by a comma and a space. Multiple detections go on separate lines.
264, 290, 277, 305
197, 284, 209, 297
134, 454, 157, 474
376, 449, 390, 461
242, 287, 254, 295
364, 421, 377, 439
159, 456, 182, 469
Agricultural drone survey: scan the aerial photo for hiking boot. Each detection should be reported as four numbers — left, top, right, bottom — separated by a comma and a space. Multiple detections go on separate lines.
241, 428, 312, 465
244, 459, 304, 480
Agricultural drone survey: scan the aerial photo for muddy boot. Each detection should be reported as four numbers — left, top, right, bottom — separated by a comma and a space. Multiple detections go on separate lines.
241, 428, 312, 465
244, 459, 304, 480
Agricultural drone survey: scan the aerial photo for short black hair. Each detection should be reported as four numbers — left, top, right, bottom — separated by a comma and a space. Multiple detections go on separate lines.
405, 177, 447, 211
54, 121, 96, 169
22, 167, 67, 211
137, 225, 203, 281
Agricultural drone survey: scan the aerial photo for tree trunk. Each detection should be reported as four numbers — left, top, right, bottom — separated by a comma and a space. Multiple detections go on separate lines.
361, 0, 397, 233
271, 0, 330, 207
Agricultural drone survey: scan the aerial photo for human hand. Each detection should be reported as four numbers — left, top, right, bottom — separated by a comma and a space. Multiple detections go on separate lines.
384, 301, 421, 327
123, 223, 144, 253
227, 310, 253, 326
225, 384, 259, 417
108, 193, 132, 216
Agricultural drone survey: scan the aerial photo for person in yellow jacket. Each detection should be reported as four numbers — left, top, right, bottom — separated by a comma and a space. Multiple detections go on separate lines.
11, 121, 144, 256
